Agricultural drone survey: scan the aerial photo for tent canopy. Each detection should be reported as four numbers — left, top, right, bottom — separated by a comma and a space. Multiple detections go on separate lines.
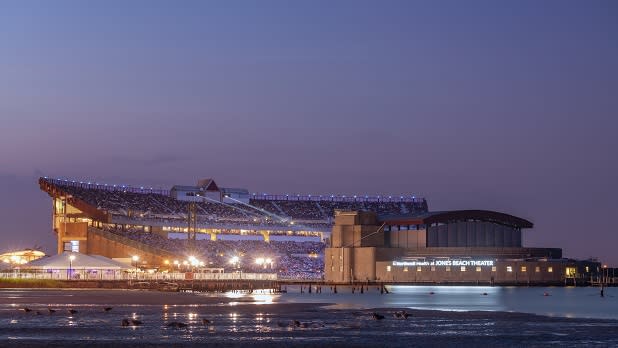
21, 252, 130, 270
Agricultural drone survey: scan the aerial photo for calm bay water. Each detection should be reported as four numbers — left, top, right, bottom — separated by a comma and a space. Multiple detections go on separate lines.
280, 285, 618, 319
0, 286, 617, 347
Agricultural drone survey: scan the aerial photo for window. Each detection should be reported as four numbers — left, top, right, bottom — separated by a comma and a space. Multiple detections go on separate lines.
403, 267, 408, 272
491, 266, 497, 272
70, 241, 79, 252
417, 267, 422, 272
339, 266, 343, 272
535, 266, 540, 273
331, 266, 334, 272
387, 266, 391, 272
431, 266, 436, 272
446, 266, 451, 272
476, 266, 481, 272
521, 266, 527, 272
547, 267, 553, 273
565, 267, 576, 277
507, 266, 513, 272
460, 266, 466, 272
585, 266, 589, 273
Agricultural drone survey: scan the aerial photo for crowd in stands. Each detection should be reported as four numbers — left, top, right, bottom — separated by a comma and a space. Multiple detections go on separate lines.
99, 226, 324, 279
56, 181, 427, 231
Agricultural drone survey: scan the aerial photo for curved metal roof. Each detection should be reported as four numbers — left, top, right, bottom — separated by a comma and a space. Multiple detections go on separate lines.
380, 210, 533, 229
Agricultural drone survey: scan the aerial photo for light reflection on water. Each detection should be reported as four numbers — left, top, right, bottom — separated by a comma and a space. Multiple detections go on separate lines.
223, 290, 275, 305
278, 285, 618, 319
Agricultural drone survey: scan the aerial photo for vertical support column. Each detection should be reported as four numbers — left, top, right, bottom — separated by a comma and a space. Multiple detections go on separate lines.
56, 197, 68, 255
260, 231, 270, 243
187, 202, 198, 252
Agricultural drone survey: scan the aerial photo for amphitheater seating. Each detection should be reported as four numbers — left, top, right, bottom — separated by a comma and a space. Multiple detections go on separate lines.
101, 226, 324, 279
54, 181, 427, 230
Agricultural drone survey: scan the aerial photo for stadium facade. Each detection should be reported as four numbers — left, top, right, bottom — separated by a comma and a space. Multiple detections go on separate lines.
38, 177, 423, 276
39, 177, 599, 284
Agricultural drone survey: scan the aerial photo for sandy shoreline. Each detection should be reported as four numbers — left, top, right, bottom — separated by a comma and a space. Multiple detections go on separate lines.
0, 288, 334, 316
0, 288, 257, 305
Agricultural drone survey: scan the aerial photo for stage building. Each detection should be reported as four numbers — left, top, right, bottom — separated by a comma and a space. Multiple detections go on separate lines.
325, 210, 600, 285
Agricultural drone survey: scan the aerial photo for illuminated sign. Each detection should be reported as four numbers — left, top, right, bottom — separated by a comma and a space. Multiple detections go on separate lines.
392, 259, 495, 267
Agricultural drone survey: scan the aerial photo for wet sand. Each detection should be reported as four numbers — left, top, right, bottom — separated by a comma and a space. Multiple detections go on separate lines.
1, 288, 256, 305
1, 289, 617, 348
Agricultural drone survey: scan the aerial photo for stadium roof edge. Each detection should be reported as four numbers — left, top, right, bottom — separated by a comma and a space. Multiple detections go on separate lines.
379, 210, 533, 229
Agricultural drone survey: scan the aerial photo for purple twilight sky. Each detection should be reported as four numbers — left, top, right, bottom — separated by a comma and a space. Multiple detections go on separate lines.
0, 1, 617, 265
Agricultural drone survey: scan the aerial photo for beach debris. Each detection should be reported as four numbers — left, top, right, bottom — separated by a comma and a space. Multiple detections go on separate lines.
276, 320, 303, 328
48, 308, 56, 314
394, 310, 410, 319
103, 307, 113, 312
166, 321, 188, 328
481, 292, 488, 296
21, 307, 32, 313
201, 318, 212, 325
298, 321, 324, 328
122, 318, 143, 326
372, 312, 385, 320
68, 309, 78, 314
429, 291, 435, 295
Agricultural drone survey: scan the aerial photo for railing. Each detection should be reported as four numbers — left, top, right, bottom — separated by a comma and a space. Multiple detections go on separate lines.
251, 194, 425, 203
41, 177, 170, 195
0, 271, 277, 281
0, 270, 126, 281
110, 215, 330, 232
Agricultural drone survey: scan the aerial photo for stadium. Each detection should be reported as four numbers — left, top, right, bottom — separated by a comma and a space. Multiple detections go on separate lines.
38, 177, 599, 284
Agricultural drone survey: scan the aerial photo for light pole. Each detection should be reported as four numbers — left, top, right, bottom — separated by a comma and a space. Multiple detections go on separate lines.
68, 254, 76, 280
266, 258, 273, 270
132, 255, 139, 280
230, 256, 240, 278
230, 256, 240, 269
188, 256, 198, 272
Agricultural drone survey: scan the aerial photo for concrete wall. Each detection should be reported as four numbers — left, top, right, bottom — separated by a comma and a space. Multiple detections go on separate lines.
56, 222, 88, 254
388, 229, 426, 249
427, 222, 521, 248
86, 228, 176, 267
325, 247, 405, 282
331, 211, 380, 248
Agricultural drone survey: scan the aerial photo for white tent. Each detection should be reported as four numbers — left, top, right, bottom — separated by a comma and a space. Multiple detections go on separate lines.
21, 252, 130, 270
